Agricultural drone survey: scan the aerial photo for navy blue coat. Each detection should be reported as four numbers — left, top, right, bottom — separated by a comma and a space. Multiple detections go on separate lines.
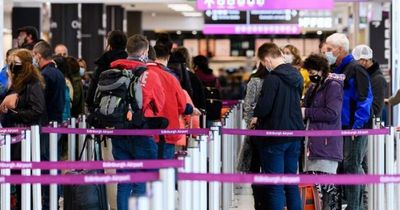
254, 63, 304, 144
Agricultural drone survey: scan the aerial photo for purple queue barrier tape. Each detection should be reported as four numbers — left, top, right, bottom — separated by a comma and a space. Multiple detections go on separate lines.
41, 127, 210, 136
222, 128, 390, 137
0, 159, 183, 170
178, 173, 400, 185
0, 134, 25, 146
0, 127, 27, 134
0, 172, 159, 185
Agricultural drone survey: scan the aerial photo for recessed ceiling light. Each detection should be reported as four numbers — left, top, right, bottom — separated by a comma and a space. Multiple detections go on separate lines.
182, 12, 203, 17
168, 4, 194, 12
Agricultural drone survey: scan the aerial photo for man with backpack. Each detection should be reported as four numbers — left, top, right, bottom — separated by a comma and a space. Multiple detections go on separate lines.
90, 34, 165, 210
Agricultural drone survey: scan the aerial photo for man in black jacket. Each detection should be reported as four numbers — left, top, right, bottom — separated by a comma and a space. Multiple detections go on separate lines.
352, 45, 387, 118
86, 30, 128, 111
250, 43, 304, 210
33, 40, 66, 210
352, 44, 387, 209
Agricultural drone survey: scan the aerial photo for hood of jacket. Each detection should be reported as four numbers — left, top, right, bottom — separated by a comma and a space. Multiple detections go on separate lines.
95, 49, 128, 68
110, 58, 145, 70
272, 63, 303, 89
324, 73, 345, 87
367, 60, 382, 77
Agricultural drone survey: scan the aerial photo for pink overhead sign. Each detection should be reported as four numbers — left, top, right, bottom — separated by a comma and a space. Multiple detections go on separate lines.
197, 0, 334, 10
203, 24, 301, 35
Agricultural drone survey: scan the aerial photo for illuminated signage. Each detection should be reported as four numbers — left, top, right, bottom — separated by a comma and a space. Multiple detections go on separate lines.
197, 0, 334, 10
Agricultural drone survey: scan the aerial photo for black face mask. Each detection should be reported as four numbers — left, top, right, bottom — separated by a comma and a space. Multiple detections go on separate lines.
309, 75, 322, 83
10, 64, 23, 75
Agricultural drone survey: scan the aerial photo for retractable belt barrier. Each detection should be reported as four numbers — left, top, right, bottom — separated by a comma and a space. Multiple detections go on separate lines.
0, 159, 183, 170
0, 100, 399, 210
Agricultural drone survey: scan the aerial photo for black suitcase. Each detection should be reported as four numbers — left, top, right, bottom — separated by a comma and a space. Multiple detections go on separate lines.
63, 135, 108, 210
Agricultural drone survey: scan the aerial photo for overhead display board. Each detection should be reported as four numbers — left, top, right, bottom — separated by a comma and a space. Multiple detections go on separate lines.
197, 0, 334, 10
204, 10, 247, 24
203, 9, 300, 34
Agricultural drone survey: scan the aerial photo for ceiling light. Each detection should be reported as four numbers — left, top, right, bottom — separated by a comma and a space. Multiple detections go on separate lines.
317, 30, 323, 35
182, 12, 203, 17
168, 4, 194, 12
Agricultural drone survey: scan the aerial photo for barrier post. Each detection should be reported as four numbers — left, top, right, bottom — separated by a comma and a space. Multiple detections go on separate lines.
21, 130, 32, 210
199, 135, 208, 210
68, 118, 77, 161
188, 137, 200, 210
367, 127, 375, 210
222, 111, 233, 210
150, 181, 163, 210
376, 119, 385, 210
78, 115, 87, 160
396, 130, 400, 210
178, 154, 192, 210
209, 122, 222, 210
372, 119, 379, 210
385, 127, 395, 210
31, 125, 42, 210
160, 168, 175, 210
1, 134, 11, 210
49, 122, 58, 210
129, 196, 150, 210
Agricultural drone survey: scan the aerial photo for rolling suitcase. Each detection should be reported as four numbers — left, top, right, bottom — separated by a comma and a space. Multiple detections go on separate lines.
63, 135, 108, 210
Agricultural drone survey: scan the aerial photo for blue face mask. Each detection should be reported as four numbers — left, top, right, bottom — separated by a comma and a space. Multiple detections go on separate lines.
325, 52, 337, 65
79, 67, 85, 77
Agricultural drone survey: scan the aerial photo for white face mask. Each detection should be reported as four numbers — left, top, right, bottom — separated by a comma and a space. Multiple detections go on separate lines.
32, 57, 39, 68
79, 67, 85, 77
283, 54, 294, 64
325, 51, 337, 65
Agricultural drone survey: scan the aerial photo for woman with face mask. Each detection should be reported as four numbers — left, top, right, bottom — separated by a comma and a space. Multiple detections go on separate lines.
301, 54, 345, 210
0, 49, 46, 210
283, 44, 310, 96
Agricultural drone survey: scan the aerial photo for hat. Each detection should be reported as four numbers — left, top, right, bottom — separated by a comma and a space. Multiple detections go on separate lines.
352, 45, 373, 60
17, 26, 39, 41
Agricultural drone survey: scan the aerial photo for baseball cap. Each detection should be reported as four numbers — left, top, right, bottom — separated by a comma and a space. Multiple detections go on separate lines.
17, 26, 39, 41
352, 45, 373, 60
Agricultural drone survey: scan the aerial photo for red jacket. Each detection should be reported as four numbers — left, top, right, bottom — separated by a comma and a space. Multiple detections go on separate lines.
146, 62, 188, 144
110, 59, 165, 117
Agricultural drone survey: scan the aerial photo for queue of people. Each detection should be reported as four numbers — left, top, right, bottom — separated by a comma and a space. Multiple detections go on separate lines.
238, 32, 387, 210
0, 26, 391, 210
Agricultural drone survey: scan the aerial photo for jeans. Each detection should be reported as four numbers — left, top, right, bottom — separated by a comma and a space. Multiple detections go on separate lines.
343, 135, 368, 210
157, 143, 175, 159
111, 136, 157, 210
255, 140, 301, 210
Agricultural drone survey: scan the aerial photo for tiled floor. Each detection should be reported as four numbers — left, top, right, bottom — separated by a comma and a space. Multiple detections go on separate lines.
229, 184, 254, 210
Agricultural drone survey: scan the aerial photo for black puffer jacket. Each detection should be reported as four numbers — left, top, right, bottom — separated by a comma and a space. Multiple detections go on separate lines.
86, 49, 127, 111
2, 80, 46, 127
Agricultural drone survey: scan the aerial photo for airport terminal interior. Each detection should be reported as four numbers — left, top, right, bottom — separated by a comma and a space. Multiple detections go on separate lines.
0, 0, 400, 210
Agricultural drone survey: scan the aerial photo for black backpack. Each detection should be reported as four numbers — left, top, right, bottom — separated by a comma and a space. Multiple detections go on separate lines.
87, 67, 147, 129
204, 80, 222, 121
